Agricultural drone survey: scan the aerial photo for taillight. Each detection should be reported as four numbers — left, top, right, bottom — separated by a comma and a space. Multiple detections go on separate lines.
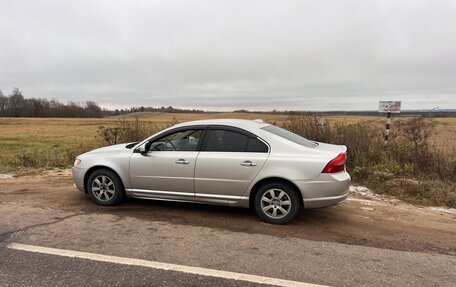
322, 153, 346, 173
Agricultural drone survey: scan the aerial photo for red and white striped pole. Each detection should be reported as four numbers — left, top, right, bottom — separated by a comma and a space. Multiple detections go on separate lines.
384, 112, 391, 145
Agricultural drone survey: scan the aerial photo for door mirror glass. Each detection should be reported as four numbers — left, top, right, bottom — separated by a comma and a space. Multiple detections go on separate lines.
139, 141, 151, 155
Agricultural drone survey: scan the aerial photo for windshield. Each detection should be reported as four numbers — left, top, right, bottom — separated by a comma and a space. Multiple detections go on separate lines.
261, 125, 318, 148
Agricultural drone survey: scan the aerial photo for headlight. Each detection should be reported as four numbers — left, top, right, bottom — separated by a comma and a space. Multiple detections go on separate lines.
74, 158, 81, 167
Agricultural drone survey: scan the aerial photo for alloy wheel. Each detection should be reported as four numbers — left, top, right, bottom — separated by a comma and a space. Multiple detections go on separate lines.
260, 189, 292, 219
91, 175, 115, 201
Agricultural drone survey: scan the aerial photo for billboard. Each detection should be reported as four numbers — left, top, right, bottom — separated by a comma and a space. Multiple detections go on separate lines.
379, 101, 401, 113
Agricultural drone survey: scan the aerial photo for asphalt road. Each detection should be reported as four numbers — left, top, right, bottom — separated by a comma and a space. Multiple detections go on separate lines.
0, 248, 277, 287
0, 171, 455, 286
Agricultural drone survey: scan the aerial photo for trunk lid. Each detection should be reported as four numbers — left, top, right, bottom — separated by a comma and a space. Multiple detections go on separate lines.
314, 142, 347, 155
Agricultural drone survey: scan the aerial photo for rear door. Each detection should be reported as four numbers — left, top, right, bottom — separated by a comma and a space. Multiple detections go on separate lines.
194, 126, 269, 200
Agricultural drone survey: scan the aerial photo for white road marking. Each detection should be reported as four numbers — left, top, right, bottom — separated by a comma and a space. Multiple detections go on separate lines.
8, 243, 327, 287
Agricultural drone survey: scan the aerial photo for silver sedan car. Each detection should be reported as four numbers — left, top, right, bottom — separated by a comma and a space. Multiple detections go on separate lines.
72, 119, 350, 224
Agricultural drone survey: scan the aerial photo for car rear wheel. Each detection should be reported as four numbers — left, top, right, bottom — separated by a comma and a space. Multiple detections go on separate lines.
253, 182, 300, 224
87, 169, 125, 206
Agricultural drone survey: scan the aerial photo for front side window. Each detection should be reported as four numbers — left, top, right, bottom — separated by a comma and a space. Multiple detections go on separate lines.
203, 129, 268, 153
150, 129, 203, 151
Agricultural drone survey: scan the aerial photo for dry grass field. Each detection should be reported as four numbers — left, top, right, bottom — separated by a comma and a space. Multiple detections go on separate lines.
0, 113, 454, 173
113, 112, 456, 151
0, 112, 455, 207
0, 113, 453, 170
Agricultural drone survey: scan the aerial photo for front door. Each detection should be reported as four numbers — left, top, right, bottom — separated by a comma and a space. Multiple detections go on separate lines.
129, 129, 204, 198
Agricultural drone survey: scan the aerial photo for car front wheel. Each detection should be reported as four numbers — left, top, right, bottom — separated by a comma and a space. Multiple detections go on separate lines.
253, 182, 300, 224
87, 169, 125, 206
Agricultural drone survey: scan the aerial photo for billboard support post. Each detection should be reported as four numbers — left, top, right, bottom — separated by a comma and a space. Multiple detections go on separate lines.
379, 101, 401, 145
384, 112, 391, 144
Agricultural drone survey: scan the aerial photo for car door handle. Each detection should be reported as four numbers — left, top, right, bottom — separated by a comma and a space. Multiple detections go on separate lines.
175, 159, 190, 165
241, 160, 257, 167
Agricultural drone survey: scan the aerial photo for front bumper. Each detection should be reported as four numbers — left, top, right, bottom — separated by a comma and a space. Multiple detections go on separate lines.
72, 167, 87, 192
295, 171, 350, 209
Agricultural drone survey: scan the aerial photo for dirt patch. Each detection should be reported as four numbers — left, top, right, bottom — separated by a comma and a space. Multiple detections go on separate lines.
0, 171, 455, 255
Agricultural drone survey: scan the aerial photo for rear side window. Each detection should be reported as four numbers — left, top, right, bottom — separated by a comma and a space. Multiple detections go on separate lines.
261, 125, 317, 148
203, 130, 268, 153
204, 130, 248, 152
247, 138, 269, 153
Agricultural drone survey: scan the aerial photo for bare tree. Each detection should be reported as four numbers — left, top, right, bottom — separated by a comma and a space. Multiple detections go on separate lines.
0, 88, 104, 118
8, 88, 24, 117
0, 89, 7, 116
85, 101, 103, 117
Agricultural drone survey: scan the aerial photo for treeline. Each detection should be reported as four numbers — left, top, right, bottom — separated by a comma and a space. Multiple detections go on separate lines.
233, 109, 456, 117
0, 88, 103, 118
105, 105, 205, 116
0, 88, 205, 118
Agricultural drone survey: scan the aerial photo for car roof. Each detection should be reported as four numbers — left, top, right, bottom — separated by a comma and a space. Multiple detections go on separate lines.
173, 119, 271, 130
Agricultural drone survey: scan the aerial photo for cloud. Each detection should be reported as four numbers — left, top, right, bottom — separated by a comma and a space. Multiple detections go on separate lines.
1, 0, 455, 110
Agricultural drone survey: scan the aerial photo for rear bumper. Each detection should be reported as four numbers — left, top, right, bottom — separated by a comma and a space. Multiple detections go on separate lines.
72, 167, 87, 192
302, 189, 349, 208
294, 171, 350, 209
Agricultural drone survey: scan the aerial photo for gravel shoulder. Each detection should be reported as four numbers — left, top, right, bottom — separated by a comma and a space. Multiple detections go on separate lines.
0, 169, 455, 255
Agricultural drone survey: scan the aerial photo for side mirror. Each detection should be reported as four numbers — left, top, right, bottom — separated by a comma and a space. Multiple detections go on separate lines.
140, 141, 152, 156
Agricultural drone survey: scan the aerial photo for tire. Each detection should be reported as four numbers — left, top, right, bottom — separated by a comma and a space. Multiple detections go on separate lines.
87, 168, 125, 206
253, 182, 300, 224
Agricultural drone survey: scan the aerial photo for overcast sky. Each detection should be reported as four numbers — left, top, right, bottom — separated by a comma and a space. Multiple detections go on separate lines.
1, 0, 455, 111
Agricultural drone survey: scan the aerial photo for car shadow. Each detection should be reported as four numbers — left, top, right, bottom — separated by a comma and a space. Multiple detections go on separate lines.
83, 195, 355, 242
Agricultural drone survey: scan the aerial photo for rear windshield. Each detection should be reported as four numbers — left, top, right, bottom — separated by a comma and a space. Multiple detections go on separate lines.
261, 125, 318, 148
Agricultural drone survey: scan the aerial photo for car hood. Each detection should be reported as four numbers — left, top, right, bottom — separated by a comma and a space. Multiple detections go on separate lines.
81, 143, 130, 156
